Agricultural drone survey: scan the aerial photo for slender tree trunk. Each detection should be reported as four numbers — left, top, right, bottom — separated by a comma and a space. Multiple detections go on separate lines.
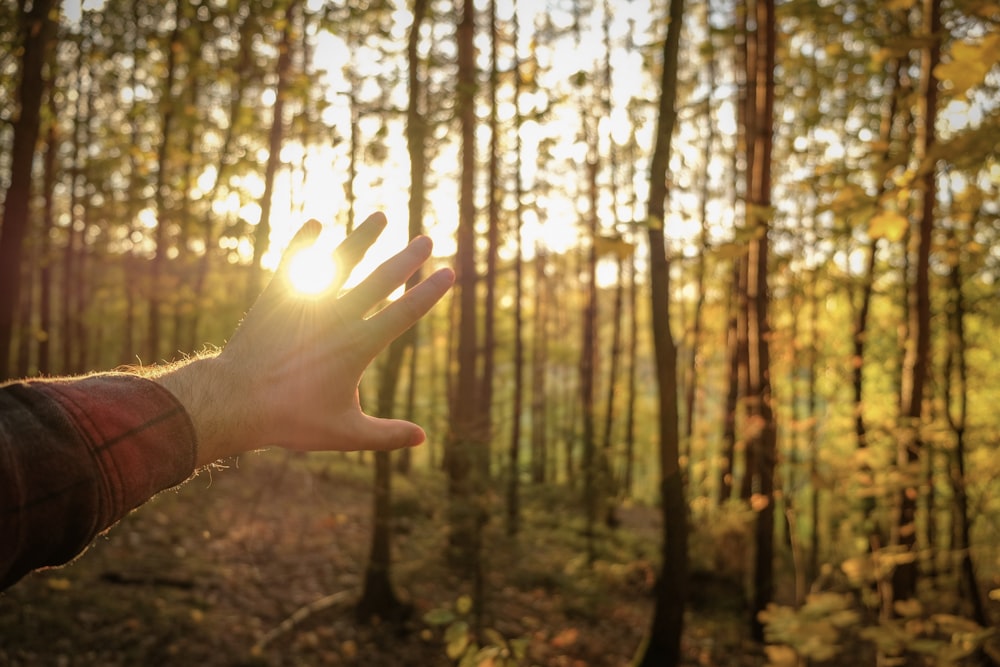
149, 5, 183, 363
636, 0, 687, 664
719, 257, 741, 505
447, 0, 480, 569
356, 0, 430, 621
189, 3, 251, 352
398, 0, 431, 477
744, 0, 777, 642
581, 156, 600, 562
477, 0, 501, 480
506, 1, 525, 536
892, 0, 940, 606
247, 1, 297, 306
943, 222, 988, 626
37, 91, 58, 377
356, 344, 411, 623
530, 245, 549, 485
855, 61, 900, 566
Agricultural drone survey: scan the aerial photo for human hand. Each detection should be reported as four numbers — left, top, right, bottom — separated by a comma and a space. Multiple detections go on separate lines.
158, 212, 454, 466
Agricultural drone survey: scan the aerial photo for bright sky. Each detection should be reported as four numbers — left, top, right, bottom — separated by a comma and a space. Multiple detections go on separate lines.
266, 0, 663, 292
62, 0, 679, 292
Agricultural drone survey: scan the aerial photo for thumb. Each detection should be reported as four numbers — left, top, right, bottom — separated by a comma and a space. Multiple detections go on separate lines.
351, 414, 427, 451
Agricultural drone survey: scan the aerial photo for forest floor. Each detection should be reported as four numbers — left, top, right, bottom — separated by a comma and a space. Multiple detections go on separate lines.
0, 450, 768, 666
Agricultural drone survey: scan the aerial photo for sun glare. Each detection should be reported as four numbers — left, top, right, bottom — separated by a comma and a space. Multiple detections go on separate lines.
288, 245, 337, 296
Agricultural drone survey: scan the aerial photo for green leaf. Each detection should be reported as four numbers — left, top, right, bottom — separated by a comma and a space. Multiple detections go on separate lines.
481, 628, 507, 647
423, 608, 456, 626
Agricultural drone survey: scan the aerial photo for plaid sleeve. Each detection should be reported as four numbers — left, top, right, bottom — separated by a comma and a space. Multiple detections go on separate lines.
0, 373, 197, 590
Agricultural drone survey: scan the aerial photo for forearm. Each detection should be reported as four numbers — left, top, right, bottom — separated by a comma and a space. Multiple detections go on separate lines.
0, 374, 197, 589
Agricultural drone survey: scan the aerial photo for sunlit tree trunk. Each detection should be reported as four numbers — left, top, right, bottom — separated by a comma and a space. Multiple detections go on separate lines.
892, 0, 939, 607
247, 0, 297, 306
636, 0, 687, 663
744, 0, 777, 642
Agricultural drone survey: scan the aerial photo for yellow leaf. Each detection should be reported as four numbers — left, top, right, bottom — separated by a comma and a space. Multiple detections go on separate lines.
934, 33, 1000, 97
894, 598, 923, 618
47, 577, 71, 591
869, 211, 908, 242
594, 234, 635, 260
989, 588, 1000, 601
455, 595, 473, 615
764, 645, 800, 667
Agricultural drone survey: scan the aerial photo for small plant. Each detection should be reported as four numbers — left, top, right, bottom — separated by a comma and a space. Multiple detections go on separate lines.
423, 595, 531, 667
758, 591, 861, 665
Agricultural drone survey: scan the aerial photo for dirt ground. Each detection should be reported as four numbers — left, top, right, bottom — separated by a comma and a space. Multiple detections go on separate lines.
0, 451, 758, 667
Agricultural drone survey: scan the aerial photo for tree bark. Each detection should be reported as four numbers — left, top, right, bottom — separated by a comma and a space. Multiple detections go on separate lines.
635, 0, 687, 663
247, 0, 297, 306
447, 0, 480, 568
743, 0, 777, 642
148, 4, 183, 362
506, 1, 526, 536
892, 0, 940, 605
356, 0, 430, 622
0, 0, 58, 380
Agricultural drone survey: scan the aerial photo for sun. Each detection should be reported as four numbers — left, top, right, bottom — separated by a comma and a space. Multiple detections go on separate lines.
287, 244, 338, 296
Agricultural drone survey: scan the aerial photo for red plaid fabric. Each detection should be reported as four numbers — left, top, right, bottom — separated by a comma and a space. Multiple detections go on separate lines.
0, 374, 196, 589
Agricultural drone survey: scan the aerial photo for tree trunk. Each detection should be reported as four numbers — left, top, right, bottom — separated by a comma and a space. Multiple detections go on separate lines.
356, 0, 429, 622
892, 0, 939, 606
635, 0, 687, 663
148, 5, 183, 363
944, 222, 988, 626
506, 1, 525, 536
247, 1, 297, 306
447, 0, 480, 569
478, 0, 501, 480
0, 0, 58, 380
188, 3, 252, 353
743, 0, 777, 642
37, 90, 58, 377
530, 245, 549, 485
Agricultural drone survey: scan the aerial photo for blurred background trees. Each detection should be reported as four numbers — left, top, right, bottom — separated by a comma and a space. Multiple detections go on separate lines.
2, 0, 999, 663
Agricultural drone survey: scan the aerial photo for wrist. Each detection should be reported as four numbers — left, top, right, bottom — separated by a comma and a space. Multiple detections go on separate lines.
151, 353, 247, 467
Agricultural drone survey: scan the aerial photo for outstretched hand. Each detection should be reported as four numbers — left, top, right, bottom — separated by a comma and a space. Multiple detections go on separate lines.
157, 213, 454, 466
